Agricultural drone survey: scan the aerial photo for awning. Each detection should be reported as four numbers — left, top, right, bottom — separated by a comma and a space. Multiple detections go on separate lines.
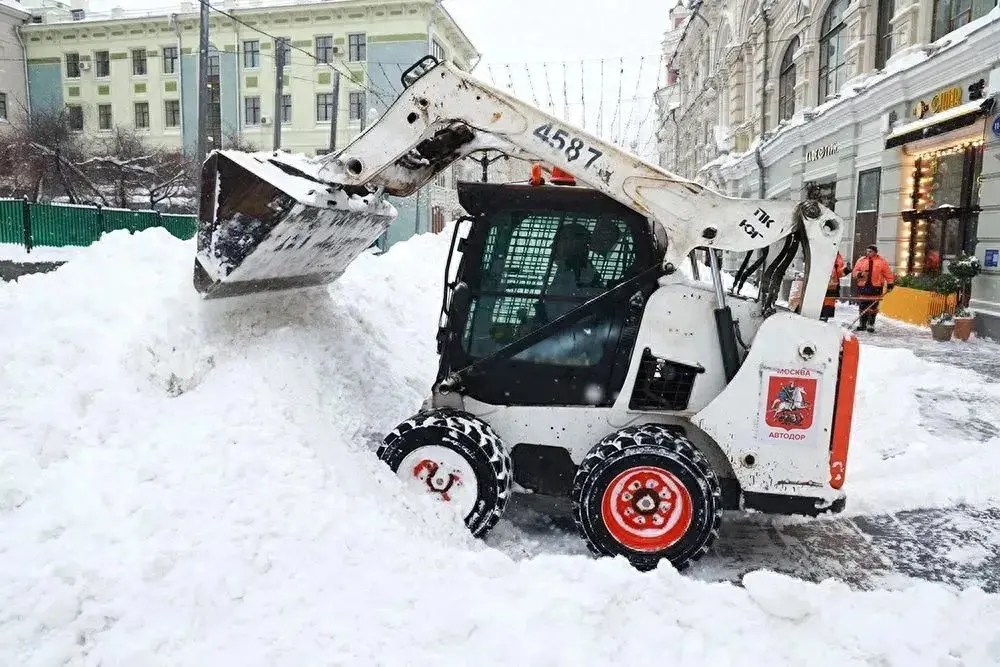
884, 97, 996, 149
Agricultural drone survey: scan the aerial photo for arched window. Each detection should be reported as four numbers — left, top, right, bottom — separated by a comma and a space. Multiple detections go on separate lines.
818, 0, 849, 102
778, 36, 799, 121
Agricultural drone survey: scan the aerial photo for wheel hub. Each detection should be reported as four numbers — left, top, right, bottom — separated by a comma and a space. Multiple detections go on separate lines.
397, 444, 480, 518
600, 465, 693, 552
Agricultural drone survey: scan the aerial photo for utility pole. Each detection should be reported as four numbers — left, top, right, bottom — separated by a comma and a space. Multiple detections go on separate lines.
196, 0, 210, 175
273, 38, 285, 151
328, 70, 341, 151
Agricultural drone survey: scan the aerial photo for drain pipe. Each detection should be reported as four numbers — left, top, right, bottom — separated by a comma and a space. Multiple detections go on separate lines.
753, 5, 772, 296
15, 23, 30, 117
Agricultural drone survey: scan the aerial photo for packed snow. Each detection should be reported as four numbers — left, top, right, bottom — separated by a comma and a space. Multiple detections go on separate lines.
3, 226, 1000, 665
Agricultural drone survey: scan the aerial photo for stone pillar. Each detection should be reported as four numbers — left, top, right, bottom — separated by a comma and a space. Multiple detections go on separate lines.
887, 0, 923, 63
794, 40, 814, 111
842, 0, 867, 83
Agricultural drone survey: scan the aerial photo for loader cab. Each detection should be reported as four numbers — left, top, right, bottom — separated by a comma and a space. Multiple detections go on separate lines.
436, 179, 662, 407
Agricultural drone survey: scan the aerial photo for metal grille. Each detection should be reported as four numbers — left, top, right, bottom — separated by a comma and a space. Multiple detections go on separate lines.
628, 348, 704, 411
464, 210, 636, 358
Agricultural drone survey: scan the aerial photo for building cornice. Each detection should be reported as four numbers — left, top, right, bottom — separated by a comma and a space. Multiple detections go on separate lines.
720, 12, 1000, 178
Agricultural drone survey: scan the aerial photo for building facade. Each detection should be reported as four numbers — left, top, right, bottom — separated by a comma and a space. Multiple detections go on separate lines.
656, 0, 1000, 337
19, 0, 480, 248
0, 0, 30, 126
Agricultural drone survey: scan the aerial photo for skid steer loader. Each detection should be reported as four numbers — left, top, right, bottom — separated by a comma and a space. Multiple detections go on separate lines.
194, 56, 860, 572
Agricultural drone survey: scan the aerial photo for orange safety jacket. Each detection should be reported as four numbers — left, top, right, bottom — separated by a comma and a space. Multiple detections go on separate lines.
823, 253, 846, 310
852, 253, 895, 289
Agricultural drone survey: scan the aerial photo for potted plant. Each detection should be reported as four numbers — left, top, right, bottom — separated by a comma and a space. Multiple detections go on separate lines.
953, 306, 975, 341
947, 252, 982, 309
929, 311, 955, 342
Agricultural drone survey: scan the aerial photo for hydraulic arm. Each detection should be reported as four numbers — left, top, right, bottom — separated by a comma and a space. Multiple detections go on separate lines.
194, 56, 843, 318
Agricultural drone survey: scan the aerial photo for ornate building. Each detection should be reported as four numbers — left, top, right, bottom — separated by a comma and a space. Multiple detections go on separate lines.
655, 0, 1000, 338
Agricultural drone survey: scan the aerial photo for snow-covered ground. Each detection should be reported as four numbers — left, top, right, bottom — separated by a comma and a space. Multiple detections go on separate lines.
3, 227, 1000, 665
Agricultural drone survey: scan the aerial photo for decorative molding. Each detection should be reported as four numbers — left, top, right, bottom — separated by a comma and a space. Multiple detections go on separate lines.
722, 18, 1000, 175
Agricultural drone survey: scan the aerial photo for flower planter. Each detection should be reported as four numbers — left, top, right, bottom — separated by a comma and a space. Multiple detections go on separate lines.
953, 316, 974, 341
930, 322, 955, 342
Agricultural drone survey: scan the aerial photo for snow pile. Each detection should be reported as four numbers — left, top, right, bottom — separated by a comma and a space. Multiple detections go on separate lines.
845, 345, 1000, 515
2, 228, 1000, 664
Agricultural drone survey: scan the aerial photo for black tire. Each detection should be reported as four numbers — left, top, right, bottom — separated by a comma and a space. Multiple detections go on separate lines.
571, 424, 723, 572
377, 408, 513, 538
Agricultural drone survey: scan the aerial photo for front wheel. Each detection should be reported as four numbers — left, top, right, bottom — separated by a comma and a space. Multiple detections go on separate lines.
377, 409, 513, 538
571, 425, 723, 572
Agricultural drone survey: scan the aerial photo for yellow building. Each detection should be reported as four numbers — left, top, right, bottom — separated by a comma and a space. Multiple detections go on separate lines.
21, 0, 479, 156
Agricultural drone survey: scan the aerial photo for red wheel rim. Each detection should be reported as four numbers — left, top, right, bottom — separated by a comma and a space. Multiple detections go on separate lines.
600, 465, 693, 552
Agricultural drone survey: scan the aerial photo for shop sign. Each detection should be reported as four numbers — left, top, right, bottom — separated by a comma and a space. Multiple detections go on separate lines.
992, 115, 1000, 139
986, 249, 999, 269
806, 145, 839, 162
913, 86, 963, 119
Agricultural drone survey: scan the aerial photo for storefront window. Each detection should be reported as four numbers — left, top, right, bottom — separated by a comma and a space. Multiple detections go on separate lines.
902, 141, 984, 275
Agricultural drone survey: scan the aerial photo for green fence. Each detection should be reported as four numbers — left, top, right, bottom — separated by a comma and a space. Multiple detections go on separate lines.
0, 198, 198, 251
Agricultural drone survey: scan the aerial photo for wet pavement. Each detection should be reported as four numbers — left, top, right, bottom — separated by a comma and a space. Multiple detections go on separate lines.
0, 260, 65, 282
490, 494, 1000, 593
833, 303, 1000, 383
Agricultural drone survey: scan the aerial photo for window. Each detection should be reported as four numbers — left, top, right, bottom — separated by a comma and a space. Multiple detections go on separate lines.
932, 0, 994, 40
316, 93, 333, 121
348, 33, 366, 61
0, 93, 8, 121
853, 168, 881, 264
244, 96, 261, 125
778, 37, 798, 122
315, 36, 333, 63
275, 37, 291, 65
98, 103, 112, 130
164, 99, 180, 127
348, 91, 365, 121
464, 214, 638, 367
243, 40, 259, 68
281, 94, 291, 124
66, 52, 81, 78
207, 52, 220, 78
132, 48, 147, 76
134, 101, 149, 128
94, 50, 110, 77
67, 105, 83, 130
818, 0, 849, 102
874, 0, 895, 69
431, 38, 445, 61
163, 46, 178, 74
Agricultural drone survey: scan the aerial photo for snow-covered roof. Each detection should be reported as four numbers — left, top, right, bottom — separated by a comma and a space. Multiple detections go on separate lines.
0, 0, 31, 17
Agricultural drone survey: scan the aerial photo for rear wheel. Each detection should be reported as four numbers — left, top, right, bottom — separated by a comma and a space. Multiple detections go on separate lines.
571, 425, 722, 571
377, 409, 513, 538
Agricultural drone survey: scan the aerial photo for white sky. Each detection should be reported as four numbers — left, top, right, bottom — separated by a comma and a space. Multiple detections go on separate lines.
88, 0, 674, 157
444, 0, 672, 158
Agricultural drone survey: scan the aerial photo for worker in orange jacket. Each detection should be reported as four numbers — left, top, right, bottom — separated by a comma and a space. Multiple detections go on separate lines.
821, 252, 850, 321
852, 244, 895, 332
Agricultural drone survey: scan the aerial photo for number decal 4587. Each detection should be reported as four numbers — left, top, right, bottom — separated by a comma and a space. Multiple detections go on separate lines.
533, 123, 603, 169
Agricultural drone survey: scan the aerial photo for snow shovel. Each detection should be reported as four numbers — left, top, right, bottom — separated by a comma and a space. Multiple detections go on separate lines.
192, 150, 398, 299
845, 295, 884, 330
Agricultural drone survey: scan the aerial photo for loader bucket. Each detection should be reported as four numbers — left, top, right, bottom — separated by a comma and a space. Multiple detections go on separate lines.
192, 150, 397, 299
